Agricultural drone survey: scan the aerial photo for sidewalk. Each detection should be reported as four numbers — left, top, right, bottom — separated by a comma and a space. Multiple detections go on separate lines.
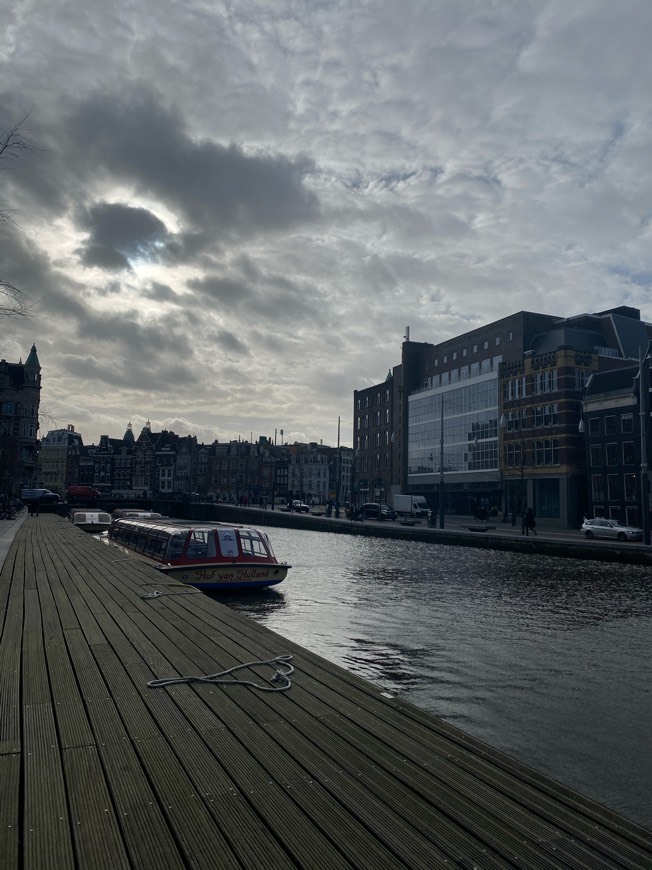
0, 509, 27, 568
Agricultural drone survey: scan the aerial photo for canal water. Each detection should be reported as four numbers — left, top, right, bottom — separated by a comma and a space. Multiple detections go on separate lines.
219, 526, 652, 830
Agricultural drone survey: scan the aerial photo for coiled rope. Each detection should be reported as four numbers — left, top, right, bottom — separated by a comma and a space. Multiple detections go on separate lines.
147, 654, 294, 692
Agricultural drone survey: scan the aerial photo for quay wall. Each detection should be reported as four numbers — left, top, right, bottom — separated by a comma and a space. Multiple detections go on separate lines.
149, 500, 652, 567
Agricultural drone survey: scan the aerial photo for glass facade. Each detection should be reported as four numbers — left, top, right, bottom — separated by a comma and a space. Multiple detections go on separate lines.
407, 374, 499, 481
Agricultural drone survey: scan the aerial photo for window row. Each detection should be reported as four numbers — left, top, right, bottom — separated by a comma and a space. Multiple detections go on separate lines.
590, 442, 636, 467
355, 453, 392, 472
588, 413, 634, 436
355, 389, 391, 410
592, 473, 638, 502
433, 334, 511, 367
428, 357, 502, 388
503, 405, 559, 430
505, 439, 559, 467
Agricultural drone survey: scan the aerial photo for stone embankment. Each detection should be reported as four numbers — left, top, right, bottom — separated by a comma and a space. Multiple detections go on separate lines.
151, 501, 652, 566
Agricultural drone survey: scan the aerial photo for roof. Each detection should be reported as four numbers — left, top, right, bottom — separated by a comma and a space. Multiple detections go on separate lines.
584, 365, 638, 397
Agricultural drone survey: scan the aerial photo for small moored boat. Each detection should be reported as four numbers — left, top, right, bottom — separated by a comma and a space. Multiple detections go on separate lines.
108, 517, 291, 590
68, 509, 113, 533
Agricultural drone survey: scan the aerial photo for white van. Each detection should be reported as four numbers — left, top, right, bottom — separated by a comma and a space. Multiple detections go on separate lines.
21, 488, 62, 503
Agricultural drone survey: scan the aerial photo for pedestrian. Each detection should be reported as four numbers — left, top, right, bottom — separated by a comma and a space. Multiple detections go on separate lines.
524, 506, 537, 536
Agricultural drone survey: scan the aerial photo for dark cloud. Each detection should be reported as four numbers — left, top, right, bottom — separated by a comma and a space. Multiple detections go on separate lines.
76, 201, 169, 270
187, 276, 254, 307
141, 281, 180, 302
59, 352, 195, 390
212, 329, 250, 356
66, 89, 320, 239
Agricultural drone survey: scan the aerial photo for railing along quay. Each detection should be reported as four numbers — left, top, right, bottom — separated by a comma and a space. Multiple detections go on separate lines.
1, 514, 651, 868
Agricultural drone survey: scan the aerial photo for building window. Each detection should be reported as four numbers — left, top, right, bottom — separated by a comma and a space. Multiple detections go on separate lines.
604, 416, 617, 435
592, 474, 604, 501
483, 340, 489, 350
507, 332, 513, 341
462, 348, 467, 357
590, 444, 602, 466
575, 368, 592, 390
588, 417, 601, 437
607, 474, 619, 500
606, 443, 618, 465
534, 370, 558, 394
472, 344, 478, 353
495, 336, 501, 346
624, 474, 637, 500
452, 352, 457, 360
622, 442, 635, 464
621, 413, 634, 434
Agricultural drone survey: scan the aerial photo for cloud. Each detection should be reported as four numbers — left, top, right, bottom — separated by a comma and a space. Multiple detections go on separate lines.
75, 201, 170, 270
65, 89, 320, 237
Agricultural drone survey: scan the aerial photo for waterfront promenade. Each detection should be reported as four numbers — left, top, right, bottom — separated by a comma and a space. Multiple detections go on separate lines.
2, 514, 652, 868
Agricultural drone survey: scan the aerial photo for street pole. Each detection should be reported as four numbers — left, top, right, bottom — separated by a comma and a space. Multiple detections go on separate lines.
439, 392, 445, 529
335, 416, 341, 518
640, 346, 651, 545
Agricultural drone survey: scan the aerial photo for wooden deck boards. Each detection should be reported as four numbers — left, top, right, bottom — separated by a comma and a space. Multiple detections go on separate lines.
1, 515, 651, 869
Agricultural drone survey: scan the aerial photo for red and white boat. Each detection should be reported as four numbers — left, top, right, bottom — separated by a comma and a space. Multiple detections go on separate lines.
108, 517, 290, 591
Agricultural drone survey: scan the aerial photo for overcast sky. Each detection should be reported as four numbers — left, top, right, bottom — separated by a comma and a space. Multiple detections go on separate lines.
2, 0, 652, 447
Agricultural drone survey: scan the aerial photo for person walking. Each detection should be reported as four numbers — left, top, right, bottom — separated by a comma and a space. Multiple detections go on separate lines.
524, 506, 537, 536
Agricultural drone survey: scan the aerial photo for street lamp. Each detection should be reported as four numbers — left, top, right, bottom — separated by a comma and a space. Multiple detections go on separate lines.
438, 392, 445, 528
638, 344, 652, 545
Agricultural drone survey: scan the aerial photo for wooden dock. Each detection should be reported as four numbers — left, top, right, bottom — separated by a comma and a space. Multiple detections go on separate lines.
1, 514, 651, 869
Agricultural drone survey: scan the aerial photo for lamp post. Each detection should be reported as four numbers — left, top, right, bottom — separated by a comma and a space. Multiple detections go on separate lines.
438, 392, 445, 528
639, 344, 651, 545
335, 416, 341, 519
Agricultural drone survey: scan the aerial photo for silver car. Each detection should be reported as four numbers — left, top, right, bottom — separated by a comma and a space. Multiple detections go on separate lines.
581, 518, 643, 542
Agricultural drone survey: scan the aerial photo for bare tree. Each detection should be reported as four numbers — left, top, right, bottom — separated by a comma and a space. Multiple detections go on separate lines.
1, 115, 36, 317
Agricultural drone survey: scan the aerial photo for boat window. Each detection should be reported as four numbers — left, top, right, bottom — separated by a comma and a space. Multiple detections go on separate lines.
238, 530, 269, 558
186, 529, 216, 559
166, 533, 187, 560
217, 528, 239, 558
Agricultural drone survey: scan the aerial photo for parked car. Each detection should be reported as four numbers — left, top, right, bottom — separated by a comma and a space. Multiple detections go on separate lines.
20, 488, 62, 504
359, 502, 397, 521
291, 500, 310, 513
581, 518, 643, 542
66, 485, 101, 501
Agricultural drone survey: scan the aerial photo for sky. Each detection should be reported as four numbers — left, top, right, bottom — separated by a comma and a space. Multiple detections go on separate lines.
2, 0, 652, 448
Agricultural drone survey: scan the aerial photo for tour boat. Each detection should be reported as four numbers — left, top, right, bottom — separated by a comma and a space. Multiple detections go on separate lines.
107, 517, 291, 590
68, 509, 113, 533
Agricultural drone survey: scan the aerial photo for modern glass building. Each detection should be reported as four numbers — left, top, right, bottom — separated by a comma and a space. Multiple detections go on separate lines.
407, 370, 501, 516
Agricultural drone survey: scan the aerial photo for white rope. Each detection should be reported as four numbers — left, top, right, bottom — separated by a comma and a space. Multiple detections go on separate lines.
147, 654, 294, 692
140, 589, 200, 599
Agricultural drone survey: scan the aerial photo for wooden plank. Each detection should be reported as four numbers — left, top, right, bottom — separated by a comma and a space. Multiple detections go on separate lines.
63, 745, 131, 870
0, 753, 20, 868
23, 702, 75, 869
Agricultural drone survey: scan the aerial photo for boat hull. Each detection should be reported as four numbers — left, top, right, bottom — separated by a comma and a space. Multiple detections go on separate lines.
155, 562, 290, 590
73, 522, 112, 533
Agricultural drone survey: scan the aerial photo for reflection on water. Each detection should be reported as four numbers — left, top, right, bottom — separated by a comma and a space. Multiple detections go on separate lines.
203, 587, 287, 615
225, 526, 652, 830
